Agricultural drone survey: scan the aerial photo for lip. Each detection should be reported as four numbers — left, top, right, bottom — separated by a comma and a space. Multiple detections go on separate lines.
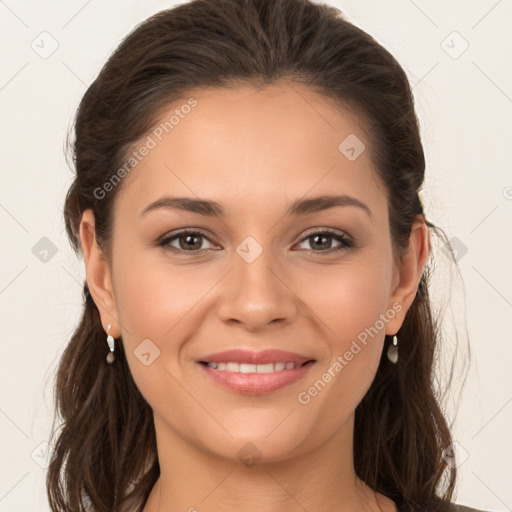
196, 349, 316, 395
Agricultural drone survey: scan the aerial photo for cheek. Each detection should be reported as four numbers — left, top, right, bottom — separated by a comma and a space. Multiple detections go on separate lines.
113, 248, 208, 339
293, 252, 393, 425
111, 250, 226, 400
309, 253, 393, 345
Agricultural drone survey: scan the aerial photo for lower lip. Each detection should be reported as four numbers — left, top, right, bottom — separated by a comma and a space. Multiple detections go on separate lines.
197, 361, 316, 395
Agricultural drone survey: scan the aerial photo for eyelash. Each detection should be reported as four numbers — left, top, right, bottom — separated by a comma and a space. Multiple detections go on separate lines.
157, 228, 354, 255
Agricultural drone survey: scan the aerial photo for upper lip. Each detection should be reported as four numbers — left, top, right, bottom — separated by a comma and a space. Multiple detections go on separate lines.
199, 349, 314, 366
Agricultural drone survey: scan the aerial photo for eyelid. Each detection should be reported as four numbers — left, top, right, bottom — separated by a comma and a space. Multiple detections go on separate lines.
294, 227, 354, 252
299, 226, 351, 241
157, 228, 218, 249
158, 226, 354, 253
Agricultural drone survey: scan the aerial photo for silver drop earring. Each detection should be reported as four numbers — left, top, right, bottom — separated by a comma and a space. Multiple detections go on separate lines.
387, 335, 399, 364
106, 324, 115, 364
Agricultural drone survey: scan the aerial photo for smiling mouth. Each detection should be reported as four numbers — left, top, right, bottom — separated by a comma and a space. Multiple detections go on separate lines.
197, 359, 317, 395
199, 360, 315, 373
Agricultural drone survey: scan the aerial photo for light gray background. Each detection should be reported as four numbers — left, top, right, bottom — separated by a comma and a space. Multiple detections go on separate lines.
1, 1, 511, 511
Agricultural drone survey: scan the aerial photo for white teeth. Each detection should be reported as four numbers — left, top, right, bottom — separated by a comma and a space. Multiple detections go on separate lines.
206, 361, 301, 372
239, 363, 257, 373
256, 363, 274, 373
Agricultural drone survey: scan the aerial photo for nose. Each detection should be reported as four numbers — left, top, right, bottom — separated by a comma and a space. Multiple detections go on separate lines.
216, 248, 298, 332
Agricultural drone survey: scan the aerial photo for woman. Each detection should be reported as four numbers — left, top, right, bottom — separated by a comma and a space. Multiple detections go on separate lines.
46, 0, 488, 511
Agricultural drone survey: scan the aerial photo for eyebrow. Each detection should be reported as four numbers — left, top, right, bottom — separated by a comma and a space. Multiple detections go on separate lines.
140, 194, 373, 219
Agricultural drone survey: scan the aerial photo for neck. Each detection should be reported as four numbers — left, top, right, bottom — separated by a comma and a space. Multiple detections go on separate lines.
142, 412, 397, 512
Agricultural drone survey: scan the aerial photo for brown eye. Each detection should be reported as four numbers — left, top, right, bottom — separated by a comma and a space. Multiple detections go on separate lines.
296, 229, 353, 253
159, 230, 216, 253
158, 228, 354, 255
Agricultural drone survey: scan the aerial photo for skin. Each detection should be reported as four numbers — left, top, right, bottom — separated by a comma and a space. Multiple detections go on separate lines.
80, 81, 429, 512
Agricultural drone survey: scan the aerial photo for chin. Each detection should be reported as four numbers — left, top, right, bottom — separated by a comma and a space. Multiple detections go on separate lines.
195, 424, 314, 466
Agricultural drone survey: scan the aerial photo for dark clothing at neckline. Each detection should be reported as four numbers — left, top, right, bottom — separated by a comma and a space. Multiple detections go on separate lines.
396, 500, 490, 512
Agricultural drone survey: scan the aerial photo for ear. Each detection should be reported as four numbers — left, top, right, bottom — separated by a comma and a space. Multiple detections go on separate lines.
385, 216, 430, 336
79, 209, 121, 338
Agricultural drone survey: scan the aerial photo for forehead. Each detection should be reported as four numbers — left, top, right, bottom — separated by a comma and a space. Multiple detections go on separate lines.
114, 82, 387, 222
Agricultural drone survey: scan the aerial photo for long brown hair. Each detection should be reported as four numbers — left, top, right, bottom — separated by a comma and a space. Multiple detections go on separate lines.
47, 0, 469, 510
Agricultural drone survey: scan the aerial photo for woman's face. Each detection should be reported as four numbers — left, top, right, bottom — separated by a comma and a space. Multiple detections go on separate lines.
83, 82, 424, 463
